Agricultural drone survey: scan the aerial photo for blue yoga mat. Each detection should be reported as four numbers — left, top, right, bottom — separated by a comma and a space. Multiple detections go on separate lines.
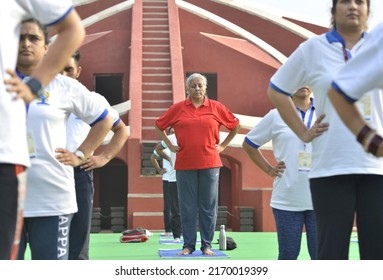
159, 239, 201, 245
159, 249, 229, 258
159, 239, 183, 245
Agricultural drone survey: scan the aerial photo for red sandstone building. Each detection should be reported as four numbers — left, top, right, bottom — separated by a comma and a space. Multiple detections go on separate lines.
74, 0, 328, 232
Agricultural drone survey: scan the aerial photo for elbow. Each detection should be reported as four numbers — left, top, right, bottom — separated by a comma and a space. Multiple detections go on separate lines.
242, 140, 249, 153
72, 24, 85, 46
106, 115, 114, 129
235, 123, 241, 132
267, 86, 284, 106
266, 87, 276, 105
113, 121, 129, 140
94, 114, 113, 130
242, 139, 250, 152
69, 10, 86, 44
122, 125, 130, 140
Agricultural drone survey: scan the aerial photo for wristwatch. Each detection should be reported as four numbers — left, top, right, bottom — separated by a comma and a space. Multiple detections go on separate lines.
25, 77, 44, 98
74, 150, 87, 165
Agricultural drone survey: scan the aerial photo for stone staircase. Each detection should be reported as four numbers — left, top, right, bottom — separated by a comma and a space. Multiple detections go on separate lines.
142, 0, 173, 143
141, 142, 159, 176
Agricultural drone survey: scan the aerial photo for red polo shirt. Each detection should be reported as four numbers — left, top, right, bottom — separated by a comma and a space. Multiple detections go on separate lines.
155, 97, 239, 170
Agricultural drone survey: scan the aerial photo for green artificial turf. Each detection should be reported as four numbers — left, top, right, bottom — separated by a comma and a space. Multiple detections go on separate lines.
23, 231, 360, 260
88, 231, 360, 260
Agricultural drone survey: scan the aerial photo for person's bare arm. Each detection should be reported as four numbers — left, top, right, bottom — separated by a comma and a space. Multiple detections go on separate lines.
328, 87, 365, 135
154, 125, 179, 153
55, 115, 113, 167
156, 144, 171, 163
328, 87, 383, 156
150, 145, 167, 175
5, 10, 85, 103
267, 87, 328, 142
4, 69, 36, 103
32, 10, 85, 87
216, 123, 240, 153
242, 140, 285, 177
82, 120, 129, 170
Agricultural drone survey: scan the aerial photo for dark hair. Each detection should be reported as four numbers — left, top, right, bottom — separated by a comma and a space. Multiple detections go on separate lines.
331, 0, 371, 29
72, 50, 81, 65
167, 126, 174, 134
21, 18, 49, 45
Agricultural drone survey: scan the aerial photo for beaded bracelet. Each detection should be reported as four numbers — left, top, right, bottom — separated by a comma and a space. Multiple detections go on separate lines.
357, 125, 373, 144
363, 131, 376, 151
367, 134, 383, 156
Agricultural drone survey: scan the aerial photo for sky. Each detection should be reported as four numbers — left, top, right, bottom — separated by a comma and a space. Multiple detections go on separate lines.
244, 0, 383, 31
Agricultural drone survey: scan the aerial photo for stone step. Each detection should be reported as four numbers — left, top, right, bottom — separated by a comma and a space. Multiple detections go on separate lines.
143, 30, 169, 39
143, 37, 170, 45
142, 108, 168, 118
142, 159, 154, 167
142, 127, 161, 141
143, 18, 168, 26
142, 82, 172, 91
143, 25, 169, 32
142, 67, 171, 74
141, 167, 157, 176
142, 116, 159, 127
143, 52, 170, 59
143, 142, 156, 150
142, 99, 172, 109
143, 0, 167, 6
143, 7, 167, 14
142, 58, 171, 68
142, 93, 172, 102
142, 74, 172, 84
143, 13, 168, 19
143, 44, 170, 53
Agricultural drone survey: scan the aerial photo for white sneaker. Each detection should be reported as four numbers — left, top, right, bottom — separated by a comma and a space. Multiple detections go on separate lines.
174, 238, 181, 243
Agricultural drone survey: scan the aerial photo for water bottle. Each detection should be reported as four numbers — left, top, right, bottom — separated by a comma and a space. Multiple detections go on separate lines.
219, 224, 227, 250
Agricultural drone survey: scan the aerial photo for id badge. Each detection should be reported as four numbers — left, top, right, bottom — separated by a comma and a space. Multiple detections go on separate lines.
356, 93, 371, 121
298, 151, 311, 172
27, 132, 36, 158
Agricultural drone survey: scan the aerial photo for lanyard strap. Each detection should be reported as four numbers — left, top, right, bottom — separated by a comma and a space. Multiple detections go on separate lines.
306, 106, 315, 129
298, 106, 315, 129
342, 46, 350, 62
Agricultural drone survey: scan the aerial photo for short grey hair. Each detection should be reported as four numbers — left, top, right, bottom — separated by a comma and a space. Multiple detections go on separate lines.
185, 73, 207, 93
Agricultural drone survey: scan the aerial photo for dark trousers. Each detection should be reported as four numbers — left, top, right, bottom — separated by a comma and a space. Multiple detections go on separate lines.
69, 167, 94, 260
18, 214, 73, 260
168, 181, 182, 238
177, 168, 219, 252
272, 208, 317, 260
310, 174, 383, 260
0, 164, 19, 260
162, 180, 172, 233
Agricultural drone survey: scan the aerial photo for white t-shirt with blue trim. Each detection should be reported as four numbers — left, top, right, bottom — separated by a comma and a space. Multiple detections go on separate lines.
160, 134, 177, 182
24, 75, 109, 217
245, 107, 315, 211
0, 0, 73, 167
270, 29, 383, 178
66, 93, 120, 153
332, 23, 383, 102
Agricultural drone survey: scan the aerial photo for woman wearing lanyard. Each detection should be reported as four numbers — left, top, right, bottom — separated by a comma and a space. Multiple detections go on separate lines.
267, 0, 383, 260
243, 87, 317, 260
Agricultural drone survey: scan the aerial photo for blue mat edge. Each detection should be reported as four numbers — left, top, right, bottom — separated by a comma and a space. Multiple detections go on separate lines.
159, 248, 230, 258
